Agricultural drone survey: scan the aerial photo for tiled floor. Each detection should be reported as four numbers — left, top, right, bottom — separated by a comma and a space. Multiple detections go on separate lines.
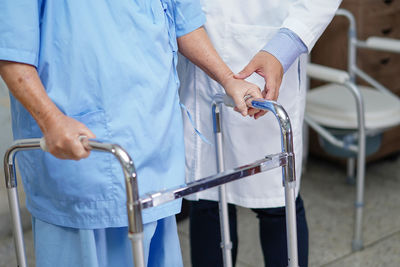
0, 231, 35, 267
1, 154, 399, 267
1, 154, 400, 267
177, 154, 400, 267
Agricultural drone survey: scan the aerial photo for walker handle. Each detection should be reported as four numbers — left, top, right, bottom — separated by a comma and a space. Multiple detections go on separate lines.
39, 136, 90, 152
218, 94, 265, 109
219, 94, 280, 112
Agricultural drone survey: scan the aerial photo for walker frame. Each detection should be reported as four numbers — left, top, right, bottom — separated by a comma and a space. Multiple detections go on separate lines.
4, 97, 299, 267
212, 94, 298, 267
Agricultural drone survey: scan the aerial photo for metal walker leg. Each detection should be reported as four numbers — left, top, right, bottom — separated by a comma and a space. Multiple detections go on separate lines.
213, 102, 234, 267
212, 94, 299, 267
4, 139, 146, 267
5, 95, 299, 267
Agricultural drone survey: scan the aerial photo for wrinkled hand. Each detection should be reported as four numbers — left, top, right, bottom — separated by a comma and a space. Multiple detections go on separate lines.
42, 114, 96, 160
234, 51, 283, 119
220, 74, 263, 117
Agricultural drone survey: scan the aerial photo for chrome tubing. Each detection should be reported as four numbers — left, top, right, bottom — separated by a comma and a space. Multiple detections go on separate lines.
336, 8, 357, 82
249, 99, 298, 267
353, 66, 398, 98
303, 115, 358, 153
212, 102, 233, 267
4, 139, 43, 267
347, 158, 356, 184
4, 138, 145, 267
249, 100, 296, 185
140, 154, 288, 209
344, 82, 367, 251
6, 102, 299, 267
211, 94, 298, 267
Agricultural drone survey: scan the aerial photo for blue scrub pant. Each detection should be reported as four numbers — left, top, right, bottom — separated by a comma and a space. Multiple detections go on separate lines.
189, 196, 309, 267
32, 215, 183, 267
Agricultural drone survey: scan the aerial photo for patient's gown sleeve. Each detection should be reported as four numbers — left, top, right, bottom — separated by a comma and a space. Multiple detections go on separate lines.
173, 0, 206, 37
0, 0, 40, 67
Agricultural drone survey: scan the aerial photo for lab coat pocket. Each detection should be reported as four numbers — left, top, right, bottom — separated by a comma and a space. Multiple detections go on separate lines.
37, 110, 116, 202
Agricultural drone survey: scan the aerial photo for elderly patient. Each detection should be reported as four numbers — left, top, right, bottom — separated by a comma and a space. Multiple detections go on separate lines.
0, 0, 263, 266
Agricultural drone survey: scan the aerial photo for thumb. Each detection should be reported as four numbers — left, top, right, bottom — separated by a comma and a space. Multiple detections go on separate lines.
264, 80, 276, 101
264, 73, 282, 101
234, 62, 257, 80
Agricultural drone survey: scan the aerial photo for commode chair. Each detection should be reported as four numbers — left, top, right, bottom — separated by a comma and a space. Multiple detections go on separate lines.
305, 9, 400, 251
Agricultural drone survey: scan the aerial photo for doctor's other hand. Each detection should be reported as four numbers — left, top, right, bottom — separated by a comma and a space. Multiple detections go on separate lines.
42, 113, 96, 160
234, 51, 283, 119
220, 74, 263, 117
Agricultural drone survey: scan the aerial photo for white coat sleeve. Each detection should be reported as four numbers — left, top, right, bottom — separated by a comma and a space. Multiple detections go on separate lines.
281, 0, 342, 51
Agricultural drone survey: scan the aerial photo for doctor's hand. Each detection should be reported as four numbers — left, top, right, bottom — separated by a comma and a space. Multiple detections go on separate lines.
42, 113, 96, 160
234, 51, 283, 119
220, 74, 263, 117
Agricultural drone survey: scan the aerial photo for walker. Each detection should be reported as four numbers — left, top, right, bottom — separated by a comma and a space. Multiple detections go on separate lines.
4, 96, 299, 267
212, 94, 299, 267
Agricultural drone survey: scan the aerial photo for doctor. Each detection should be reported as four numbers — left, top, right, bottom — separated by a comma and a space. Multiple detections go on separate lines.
178, 1, 341, 266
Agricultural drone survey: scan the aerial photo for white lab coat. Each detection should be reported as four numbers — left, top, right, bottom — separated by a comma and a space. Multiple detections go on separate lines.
178, 0, 341, 208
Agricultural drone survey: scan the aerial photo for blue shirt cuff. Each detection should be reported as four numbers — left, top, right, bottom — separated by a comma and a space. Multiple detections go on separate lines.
262, 28, 308, 73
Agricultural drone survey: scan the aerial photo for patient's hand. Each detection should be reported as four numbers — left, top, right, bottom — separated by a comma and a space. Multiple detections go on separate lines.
220, 74, 263, 117
234, 51, 283, 119
42, 113, 96, 160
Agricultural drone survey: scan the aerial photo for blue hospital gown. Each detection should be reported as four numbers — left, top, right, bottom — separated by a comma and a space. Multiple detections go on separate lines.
32, 215, 183, 267
0, 0, 205, 229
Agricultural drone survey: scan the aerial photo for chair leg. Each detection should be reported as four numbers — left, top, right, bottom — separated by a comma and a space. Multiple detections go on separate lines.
344, 81, 366, 252
346, 157, 356, 185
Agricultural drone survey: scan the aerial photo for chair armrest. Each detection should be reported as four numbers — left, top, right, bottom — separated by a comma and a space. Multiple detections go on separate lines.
307, 63, 350, 84
364, 37, 400, 54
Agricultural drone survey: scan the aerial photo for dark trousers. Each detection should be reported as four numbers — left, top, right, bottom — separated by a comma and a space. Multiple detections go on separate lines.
189, 196, 309, 267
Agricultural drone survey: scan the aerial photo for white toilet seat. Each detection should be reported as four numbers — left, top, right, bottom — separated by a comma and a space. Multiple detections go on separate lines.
306, 84, 400, 130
